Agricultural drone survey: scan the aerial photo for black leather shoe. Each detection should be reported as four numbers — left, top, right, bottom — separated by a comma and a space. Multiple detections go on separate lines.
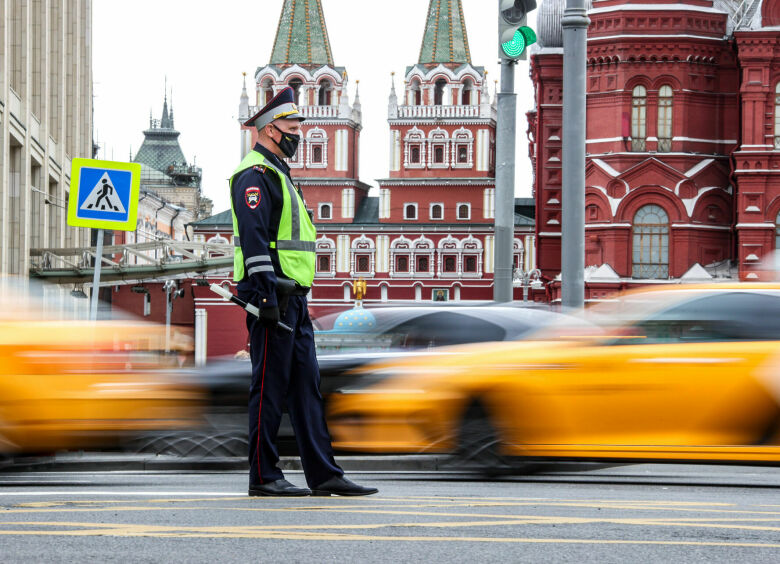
248, 479, 311, 497
311, 475, 378, 496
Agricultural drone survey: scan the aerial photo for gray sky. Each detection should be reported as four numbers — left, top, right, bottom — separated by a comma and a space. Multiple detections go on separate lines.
93, 0, 537, 213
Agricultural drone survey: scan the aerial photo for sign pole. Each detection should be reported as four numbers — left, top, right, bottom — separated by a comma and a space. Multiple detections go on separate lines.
90, 228, 104, 321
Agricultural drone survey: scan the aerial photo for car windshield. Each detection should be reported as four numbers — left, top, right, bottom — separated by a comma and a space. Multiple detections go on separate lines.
313, 306, 574, 352
527, 288, 780, 344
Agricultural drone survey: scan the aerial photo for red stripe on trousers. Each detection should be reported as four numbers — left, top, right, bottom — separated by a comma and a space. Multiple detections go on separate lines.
256, 329, 268, 484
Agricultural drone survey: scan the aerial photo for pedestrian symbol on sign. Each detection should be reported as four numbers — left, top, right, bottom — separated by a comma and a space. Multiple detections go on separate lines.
79, 172, 126, 214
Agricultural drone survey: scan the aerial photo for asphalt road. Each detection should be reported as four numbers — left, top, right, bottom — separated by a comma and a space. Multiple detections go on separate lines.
0, 464, 778, 563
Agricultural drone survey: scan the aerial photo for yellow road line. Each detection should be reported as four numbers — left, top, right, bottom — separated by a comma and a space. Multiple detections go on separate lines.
0, 521, 777, 547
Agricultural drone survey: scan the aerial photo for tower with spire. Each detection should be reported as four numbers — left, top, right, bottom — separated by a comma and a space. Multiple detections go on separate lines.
369, 0, 510, 302
133, 88, 213, 220
239, 0, 367, 227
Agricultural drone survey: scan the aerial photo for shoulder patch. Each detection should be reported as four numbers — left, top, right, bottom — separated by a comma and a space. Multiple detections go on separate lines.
245, 187, 261, 209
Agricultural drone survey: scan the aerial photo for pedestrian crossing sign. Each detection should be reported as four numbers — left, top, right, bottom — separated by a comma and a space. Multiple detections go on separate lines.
67, 158, 141, 231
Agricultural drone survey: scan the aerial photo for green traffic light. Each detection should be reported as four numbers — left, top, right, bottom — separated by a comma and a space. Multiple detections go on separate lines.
501, 26, 537, 59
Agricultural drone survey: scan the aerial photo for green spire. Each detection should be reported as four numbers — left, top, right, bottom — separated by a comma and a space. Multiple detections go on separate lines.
270, 0, 334, 67
419, 0, 472, 65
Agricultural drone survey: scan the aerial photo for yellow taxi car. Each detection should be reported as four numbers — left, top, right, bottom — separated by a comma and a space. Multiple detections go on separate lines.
327, 284, 780, 470
0, 283, 204, 456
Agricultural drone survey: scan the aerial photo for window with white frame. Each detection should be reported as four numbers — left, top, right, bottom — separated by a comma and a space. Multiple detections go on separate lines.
632, 204, 669, 279
457, 203, 471, 220
429, 129, 449, 168
430, 203, 443, 220
774, 83, 780, 149
350, 236, 375, 277
442, 255, 458, 273
316, 237, 336, 278
390, 237, 413, 277
404, 203, 418, 220
318, 203, 332, 220
631, 85, 647, 152
452, 128, 473, 167
461, 236, 482, 276
412, 236, 434, 277
657, 85, 673, 153
355, 255, 371, 273
404, 127, 425, 168
306, 128, 328, 168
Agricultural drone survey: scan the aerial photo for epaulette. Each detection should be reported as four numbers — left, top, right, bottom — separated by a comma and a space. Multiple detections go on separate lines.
252, 165, 267, 174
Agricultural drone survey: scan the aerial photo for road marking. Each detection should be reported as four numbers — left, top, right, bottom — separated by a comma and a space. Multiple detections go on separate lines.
0, 522, 778, 547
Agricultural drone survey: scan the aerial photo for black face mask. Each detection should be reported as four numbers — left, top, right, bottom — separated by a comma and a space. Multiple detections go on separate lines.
271, 124, 301, 159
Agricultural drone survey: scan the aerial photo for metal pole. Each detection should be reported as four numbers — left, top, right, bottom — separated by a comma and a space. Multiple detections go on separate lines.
494, 58, 517, 303
89, 229, 104, 321
165, 281, 172, 353
561, 0, 590, 309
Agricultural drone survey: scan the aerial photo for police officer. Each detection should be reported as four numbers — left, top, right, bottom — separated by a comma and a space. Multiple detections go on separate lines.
231, 86, 377, 497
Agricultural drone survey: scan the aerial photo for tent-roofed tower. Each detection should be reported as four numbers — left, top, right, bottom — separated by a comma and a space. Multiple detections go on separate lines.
238, 0, 368, 227
418, 0, 472, 66
270, 0, 334, 68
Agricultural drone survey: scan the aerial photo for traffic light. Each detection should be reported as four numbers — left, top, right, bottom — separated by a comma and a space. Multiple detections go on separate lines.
498, 0, 537, 61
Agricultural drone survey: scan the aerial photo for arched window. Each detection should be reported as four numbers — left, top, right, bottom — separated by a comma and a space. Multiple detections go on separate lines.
657, 85, 673, 152
632, 204, 669, 279
260, 79, 274, 106
434, 79, 447, 106
409, 79, 422, 105
430, 203, 443, 220
318, 80, 333, 106
775, 210, 780, 249
319, 203, 331, 220
631, 85, 647, 151
775, 83, 780, 149
289, 78, 303, 105
462, 79, 474, 105
404, 203, 418, 220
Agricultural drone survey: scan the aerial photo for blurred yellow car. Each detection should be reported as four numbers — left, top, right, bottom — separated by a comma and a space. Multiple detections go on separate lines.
328, 284, 780, 470
0, 282, 204, 456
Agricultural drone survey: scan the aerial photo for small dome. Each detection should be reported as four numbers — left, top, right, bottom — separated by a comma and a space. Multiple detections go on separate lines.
537, 0, 593, 49
332, 306, 377, 332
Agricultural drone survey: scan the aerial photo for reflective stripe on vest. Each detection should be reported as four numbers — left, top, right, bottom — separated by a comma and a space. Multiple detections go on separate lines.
229, 151, 316, 286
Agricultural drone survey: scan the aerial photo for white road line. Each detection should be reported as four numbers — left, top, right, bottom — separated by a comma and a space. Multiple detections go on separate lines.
0, 491, 245, 496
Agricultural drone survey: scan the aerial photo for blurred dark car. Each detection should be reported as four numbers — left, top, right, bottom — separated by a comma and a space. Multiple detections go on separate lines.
127, 305, 582, 457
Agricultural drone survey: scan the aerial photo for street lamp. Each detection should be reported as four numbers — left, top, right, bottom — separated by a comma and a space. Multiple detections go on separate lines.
512, 248, 543, 304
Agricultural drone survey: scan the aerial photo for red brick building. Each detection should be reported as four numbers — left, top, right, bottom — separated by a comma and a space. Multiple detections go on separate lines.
531, 0, 780, 300
191, 0, 537, 358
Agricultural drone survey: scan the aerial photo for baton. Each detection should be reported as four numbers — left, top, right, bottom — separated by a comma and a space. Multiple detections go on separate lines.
210, 283, 293, 333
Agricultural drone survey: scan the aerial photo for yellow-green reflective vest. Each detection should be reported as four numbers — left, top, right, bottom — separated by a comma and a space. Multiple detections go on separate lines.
229, 151, 317, 287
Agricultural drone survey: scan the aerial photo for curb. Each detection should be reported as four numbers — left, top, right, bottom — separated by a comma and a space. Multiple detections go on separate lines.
2, 453, 446, 473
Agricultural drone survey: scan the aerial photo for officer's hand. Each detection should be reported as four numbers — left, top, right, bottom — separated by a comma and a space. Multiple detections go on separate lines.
258, 306, 279, 329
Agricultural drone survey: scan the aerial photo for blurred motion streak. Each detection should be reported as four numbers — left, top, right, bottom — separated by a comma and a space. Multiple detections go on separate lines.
328, 284, 780, 471
0, 279, 204, 456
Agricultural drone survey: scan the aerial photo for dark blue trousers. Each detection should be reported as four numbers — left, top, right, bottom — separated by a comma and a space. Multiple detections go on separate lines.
243, 294, 342, 488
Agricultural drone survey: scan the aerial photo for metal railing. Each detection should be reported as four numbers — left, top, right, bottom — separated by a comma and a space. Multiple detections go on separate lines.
30, 240, 234, 284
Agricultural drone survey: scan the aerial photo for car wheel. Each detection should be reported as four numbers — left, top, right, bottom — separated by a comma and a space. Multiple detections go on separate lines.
449, 400, 515, 476
123, 429, 248, 458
